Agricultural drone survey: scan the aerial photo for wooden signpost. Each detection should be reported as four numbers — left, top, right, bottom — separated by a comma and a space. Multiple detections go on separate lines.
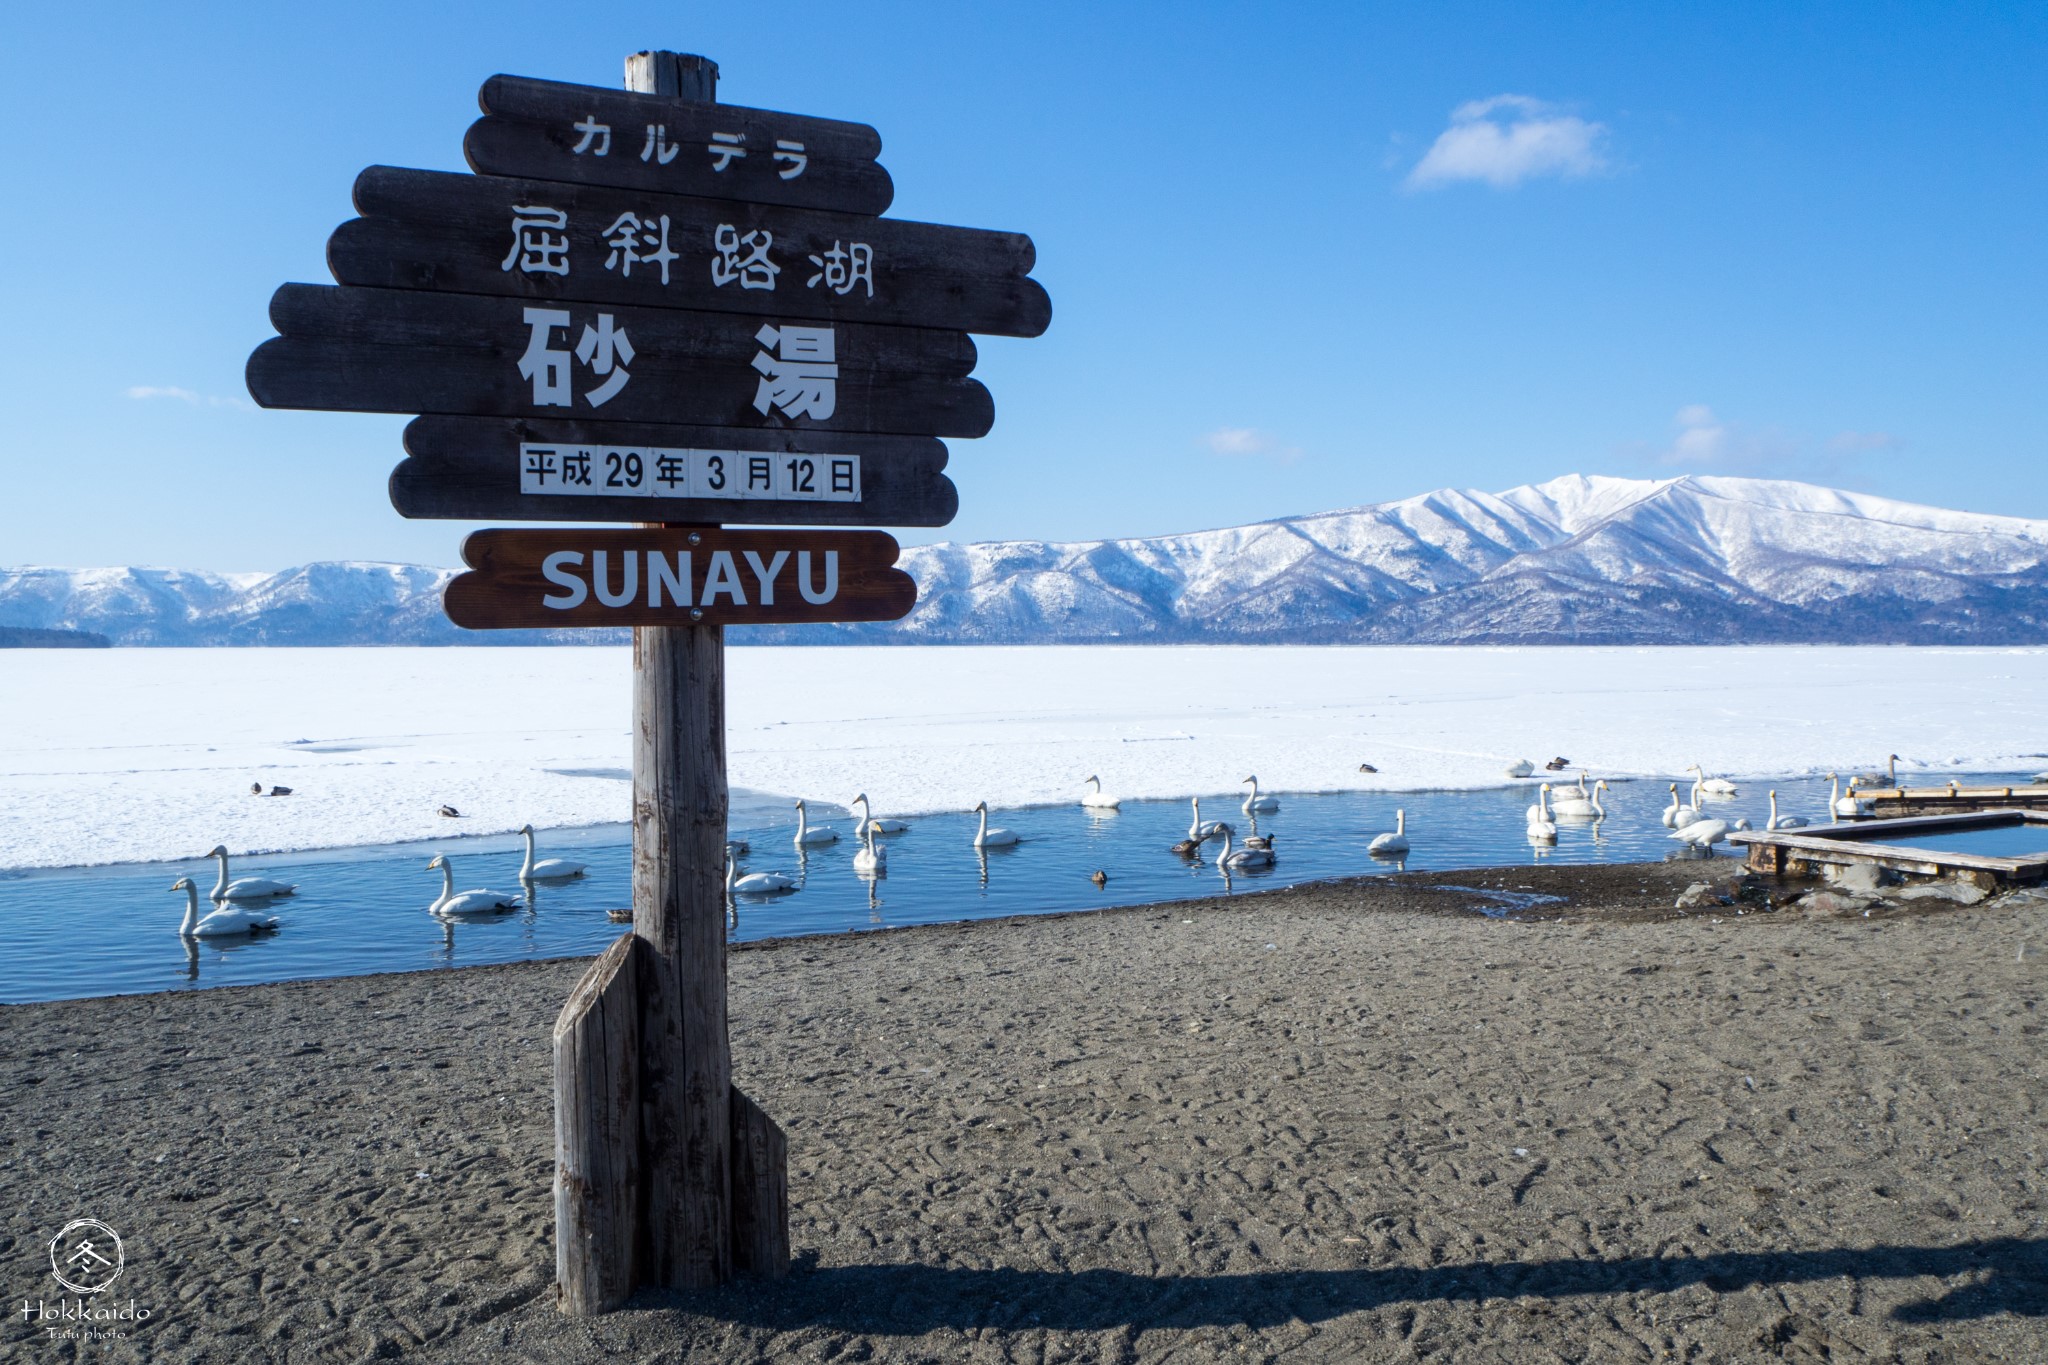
393, 417, 958, 527
246, 46, 1045, 1312
332, 167, 1050, 337
466, 73, 895, 214
444, 527, 916, 629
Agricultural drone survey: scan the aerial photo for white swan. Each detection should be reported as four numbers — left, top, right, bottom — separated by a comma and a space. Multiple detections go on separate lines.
972, 800, 1019, 848
1661, 783, 1691, 829
1188, 797, 1228, 842
793, 799, 839, 846
850, 794, 910, 837
205, 845, 297, 901
1504, 759, 1535, 779
1551, 774, 1600, 818
1670, 817, 1730, 849
517, 824, 587, 880
853, 825, 886, 873
1688, 765, 1739, 797
1766, 790, 1808, 830
1829, 773, 1869, 819
1217, 826, 1273, 869
1080, 775, 1121, 810
1526, 785, 1558, 842
1241, 776, 1280, 813
173, 876, 278, 938
725, 853, 795, 895
1368, 810, 1410, 856
425, 854, 522, 916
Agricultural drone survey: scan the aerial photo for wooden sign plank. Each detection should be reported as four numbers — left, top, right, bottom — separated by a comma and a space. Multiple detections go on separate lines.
467, 75, 894, 216
248, 286, 992, 438
332, 166, 1050, 339
444, 527, 916, 629
393, 416, 959, 527
267, 284, 976, 374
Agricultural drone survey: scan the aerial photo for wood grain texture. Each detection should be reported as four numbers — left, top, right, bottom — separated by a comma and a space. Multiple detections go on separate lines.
333, 166, 1048, 338
249, 286, 991, 438
622, 52, 716, 102
444, 527, 917, 630
632, 620, 732, 1289
728, 1085, 790, 1279
553, 932, 644, 1315
391, 416, 957, 527
468, 74, 893, 216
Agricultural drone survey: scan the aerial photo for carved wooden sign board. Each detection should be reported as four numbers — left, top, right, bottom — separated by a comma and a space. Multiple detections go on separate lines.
247, 51, 1046, 1311
245, 65, 1049, 616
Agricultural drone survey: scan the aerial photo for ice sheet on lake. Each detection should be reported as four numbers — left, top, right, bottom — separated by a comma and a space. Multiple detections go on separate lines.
2, 644, 2044, 870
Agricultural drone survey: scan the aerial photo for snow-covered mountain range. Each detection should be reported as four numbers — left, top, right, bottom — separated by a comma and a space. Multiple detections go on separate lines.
9, 475, 2048, 646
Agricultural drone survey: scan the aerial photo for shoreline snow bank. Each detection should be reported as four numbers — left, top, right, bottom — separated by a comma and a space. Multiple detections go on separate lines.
3, 644, 2044, 870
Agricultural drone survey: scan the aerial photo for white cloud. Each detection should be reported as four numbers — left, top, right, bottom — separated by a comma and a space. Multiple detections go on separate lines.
126, 385, 251, 410
1646, 404, 1899, 484
1203, 427, 1300, 463
1406, 94, 1609, 190
1646, 405, 1794, 470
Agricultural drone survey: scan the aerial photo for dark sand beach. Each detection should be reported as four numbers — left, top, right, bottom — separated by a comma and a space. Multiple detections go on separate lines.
5, 860, 2045, 1362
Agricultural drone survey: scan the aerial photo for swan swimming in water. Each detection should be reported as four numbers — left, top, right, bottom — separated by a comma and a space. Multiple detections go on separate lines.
850, 794, 910, 837
1688, 765, 1739, 797
1828, 773, 1869, 820
517, 825, 587, 881
1526, 785, 1558, 842
972, 800, 1019, 848
1188, 797, 1229, 842
1080, 775, 1121, 809
853, 825, 887, 873
1216, 826, 1273, 870
1241, 777, 1279, 814
1550, 773, 1600, 818
205, 845, 297, 902
1368, 810, 1410, 856
1766, 790, 1808, 830
1662, 783, 1700, 829
793, 800, 839, 847
725, 852, 795, 895
172, 876, 279, 938
425, 855, 522, 916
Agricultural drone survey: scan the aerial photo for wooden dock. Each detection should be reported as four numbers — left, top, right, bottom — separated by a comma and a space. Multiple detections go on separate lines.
1731, 810, 2048, 889
1849, 784, 2048, 818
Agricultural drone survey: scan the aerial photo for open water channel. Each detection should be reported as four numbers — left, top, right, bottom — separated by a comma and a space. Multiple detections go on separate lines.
5, 770, 2038, 1002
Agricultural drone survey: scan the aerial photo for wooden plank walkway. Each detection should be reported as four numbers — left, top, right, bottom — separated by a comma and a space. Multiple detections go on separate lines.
1852, 785, 2048, 817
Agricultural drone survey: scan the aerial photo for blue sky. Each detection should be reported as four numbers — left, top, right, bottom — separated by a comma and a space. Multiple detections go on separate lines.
3, 1, 2043, 571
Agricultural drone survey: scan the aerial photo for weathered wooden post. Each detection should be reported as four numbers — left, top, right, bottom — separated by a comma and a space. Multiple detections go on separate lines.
246, 42, 1044, 1313
622, 50, 742, 1294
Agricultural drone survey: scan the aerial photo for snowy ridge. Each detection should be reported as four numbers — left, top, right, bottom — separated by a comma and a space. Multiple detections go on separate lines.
7, 475, 2048, 645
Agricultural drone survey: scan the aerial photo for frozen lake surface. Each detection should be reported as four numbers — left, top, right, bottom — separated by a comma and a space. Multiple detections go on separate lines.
3, 644, 2046, 870
4, 770, 2040, 1003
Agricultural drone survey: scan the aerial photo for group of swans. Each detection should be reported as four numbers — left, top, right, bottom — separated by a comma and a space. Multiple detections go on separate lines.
1828, 773, 1872, 819
172, 846, 297, 939
179, 828, 594, 937
730, 790, 1022, 897
1083, 775, 1278, 816
171, 876, 281, 938
424, 825, 589, 918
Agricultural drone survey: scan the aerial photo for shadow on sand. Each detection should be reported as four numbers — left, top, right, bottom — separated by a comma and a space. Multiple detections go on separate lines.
647, 1238, 2047, 1330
